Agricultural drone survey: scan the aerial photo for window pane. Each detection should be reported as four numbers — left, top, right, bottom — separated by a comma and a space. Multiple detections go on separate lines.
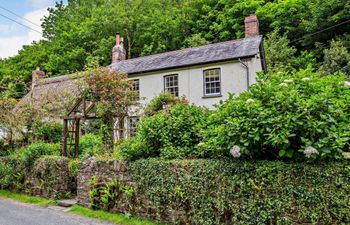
204, 69, 221, 95
164, 74, 179, 97
131, 79, 140, 100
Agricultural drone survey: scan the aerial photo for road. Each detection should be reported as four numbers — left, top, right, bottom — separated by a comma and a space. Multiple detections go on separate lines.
0, 198, 115, 225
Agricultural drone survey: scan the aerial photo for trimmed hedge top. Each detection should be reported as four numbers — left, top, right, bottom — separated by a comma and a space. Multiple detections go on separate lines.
129, 158, 350, 224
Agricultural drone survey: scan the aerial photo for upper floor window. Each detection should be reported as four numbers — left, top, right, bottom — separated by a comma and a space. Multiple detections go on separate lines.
203, 68, 221, 96
164, 74, 179, 97
131, 79, 140, 100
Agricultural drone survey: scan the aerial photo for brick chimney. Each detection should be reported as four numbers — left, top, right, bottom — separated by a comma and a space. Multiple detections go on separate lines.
244, 14, 259, 37
32, 67, 45, 88
112, 32, 126, 63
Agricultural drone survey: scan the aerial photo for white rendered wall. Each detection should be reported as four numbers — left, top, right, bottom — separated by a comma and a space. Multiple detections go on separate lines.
128, 54, 263, 109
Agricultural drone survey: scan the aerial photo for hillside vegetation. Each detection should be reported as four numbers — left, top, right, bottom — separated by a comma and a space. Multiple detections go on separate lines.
0, 0, 348, 97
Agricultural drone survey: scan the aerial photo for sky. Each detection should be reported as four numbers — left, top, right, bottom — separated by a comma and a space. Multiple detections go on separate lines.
0, 0, 66, 59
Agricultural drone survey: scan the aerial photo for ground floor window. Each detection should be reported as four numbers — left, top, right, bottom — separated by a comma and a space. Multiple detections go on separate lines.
128, 116, 139, 136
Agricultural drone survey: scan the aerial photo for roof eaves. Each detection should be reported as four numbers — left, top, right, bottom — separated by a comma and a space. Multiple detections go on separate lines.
128, 54, 257, 75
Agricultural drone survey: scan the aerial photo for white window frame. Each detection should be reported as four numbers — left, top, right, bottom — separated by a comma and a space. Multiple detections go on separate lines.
128, 116, 139, 137
203, 68, 221, 97
164, 74, 179, 97
131, 79, 140, 100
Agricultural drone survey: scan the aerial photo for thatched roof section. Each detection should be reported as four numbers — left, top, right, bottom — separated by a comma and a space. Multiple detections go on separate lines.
20, 75, 81, 115
22, 75, 79, 102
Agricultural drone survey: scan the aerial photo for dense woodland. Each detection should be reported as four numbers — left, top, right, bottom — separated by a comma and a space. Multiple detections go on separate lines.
0, 0, 349, 97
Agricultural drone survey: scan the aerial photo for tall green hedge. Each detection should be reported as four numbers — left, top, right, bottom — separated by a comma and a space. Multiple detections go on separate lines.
128, 159, 350, 225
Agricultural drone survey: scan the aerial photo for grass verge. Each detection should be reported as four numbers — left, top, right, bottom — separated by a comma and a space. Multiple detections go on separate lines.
0, 189, 54, 206
69, 205, 160, 225
0, 190, 160, 225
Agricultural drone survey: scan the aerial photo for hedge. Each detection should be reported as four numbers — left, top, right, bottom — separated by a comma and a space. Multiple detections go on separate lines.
0, 155, 76, 199
127, 159, 349, 224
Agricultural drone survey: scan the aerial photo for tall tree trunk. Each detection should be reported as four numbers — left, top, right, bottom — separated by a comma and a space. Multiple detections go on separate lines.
126, 29, 132, 59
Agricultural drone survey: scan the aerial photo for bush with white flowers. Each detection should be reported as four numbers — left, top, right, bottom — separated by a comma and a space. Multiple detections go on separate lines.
202, 69, 350, 160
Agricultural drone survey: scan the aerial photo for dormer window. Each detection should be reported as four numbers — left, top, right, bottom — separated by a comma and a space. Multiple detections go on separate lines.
203, 68, 221, 96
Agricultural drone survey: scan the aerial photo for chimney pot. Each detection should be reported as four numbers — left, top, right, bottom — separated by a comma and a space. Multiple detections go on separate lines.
244, 14, 259, 37
116, 32, 120, 45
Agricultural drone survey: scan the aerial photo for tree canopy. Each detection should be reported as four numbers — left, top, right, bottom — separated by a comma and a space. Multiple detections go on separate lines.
0, 0, 349, 97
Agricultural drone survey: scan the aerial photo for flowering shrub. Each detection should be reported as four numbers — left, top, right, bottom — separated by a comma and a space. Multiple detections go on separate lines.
201, 69, 350, 160
118, 103, 208, 160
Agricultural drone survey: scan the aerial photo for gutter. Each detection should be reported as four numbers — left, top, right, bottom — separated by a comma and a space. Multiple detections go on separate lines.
238, 58, 250, 89
125, 55, 255, 76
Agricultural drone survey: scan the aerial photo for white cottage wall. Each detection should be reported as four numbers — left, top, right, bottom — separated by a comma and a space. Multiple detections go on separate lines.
128, 54, 262, 109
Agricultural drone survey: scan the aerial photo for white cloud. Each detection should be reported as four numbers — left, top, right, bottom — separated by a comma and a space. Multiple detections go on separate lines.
0, 8, 48, 59
28, 0, 52, 8
0, 24, 18, 33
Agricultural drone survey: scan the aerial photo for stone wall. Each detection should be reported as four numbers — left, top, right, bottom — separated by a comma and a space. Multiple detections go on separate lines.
77, 157, 130, 207
76, 158, 350, 225
29, 156, 75, 199
77, 158, 158, 221
0, 156, 76, 199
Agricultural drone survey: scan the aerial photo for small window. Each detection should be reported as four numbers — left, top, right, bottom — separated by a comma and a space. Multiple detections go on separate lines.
164, 74, 179, 97
203, 68, 221, 96
131, 79, 140, 100
128, 117, 139, 137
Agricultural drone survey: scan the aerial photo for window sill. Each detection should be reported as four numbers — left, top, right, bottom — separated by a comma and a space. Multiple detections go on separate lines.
202, 94, 222, 99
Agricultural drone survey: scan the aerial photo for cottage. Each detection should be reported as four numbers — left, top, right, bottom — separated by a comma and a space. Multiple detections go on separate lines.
111, 14, 266, 109
24, 14, 266, 138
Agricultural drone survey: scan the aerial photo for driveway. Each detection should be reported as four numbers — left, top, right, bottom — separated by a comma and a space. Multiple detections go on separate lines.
0, 198, 115, 225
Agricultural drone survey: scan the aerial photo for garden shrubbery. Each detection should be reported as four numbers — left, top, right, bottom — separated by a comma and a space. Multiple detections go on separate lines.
79, 133, 103, 159
118, 103, 208, 160
33, 121, 63, 143
119, 70, 350, 161
201, 70, 350, 160
10, 142, 61, 170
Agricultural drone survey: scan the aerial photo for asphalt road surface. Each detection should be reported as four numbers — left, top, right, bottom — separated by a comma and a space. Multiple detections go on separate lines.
0, 198, 115, 225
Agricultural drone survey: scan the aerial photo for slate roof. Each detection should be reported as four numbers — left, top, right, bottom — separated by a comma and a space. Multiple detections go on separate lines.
22, 35, 262, 103
111, 35, 262, 74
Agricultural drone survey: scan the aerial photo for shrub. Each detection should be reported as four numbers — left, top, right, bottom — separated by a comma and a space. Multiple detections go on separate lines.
79, 134, 103, 159
84, 158, 350, 224
201, 70, 350, 160
34, 121, 63, 143
143, 92, 188, 117
0, 156, 26, 190
0, 159, 13, 189
129, 159, 350, 224
118, 103, 208, 160
11, 142, 61, 170
0, 140, 10, 156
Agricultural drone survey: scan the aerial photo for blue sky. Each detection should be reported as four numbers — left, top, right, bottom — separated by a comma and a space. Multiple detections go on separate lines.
0, 0, 66, 58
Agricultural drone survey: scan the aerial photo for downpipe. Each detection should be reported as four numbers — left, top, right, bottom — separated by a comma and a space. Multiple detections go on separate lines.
238, 58, 249, 90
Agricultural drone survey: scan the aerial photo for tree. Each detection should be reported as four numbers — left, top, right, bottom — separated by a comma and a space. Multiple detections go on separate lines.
0, 97, 26, 149
264, 29, 297, 73
319, 39, 350, 77
81, 68, 139, 150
